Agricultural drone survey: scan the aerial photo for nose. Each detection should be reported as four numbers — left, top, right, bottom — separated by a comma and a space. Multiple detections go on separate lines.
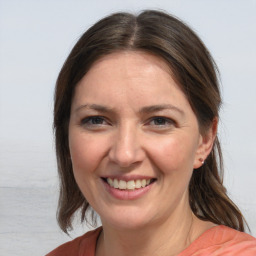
108, 124, 144, 168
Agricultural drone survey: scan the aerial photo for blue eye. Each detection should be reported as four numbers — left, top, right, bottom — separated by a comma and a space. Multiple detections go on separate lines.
81, 116, 106, 125
152, 117, 167, 125
148, 117, 175, 127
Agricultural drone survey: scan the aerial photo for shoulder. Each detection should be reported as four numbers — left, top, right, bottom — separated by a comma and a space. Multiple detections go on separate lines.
179, 225, 256, 256
209, 225, 256, 244
46, 227, 102, 256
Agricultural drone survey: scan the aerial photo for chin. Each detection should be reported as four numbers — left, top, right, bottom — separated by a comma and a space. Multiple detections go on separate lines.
99, 206, 156, 230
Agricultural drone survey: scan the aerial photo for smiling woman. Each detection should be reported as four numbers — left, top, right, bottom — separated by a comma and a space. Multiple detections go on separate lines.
69, 52, 205, 228
47, 10, 256, 256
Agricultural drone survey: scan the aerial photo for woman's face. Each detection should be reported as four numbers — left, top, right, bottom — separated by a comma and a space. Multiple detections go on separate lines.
69, 51, 209, 230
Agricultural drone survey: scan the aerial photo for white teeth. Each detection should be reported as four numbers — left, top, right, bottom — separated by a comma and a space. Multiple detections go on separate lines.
107, 178, 113, 186
127, 180, 135, 190
106, 178, 152, 190
135, 180, 141, 189
113, 179, 119, 188
119, 180, 127, 189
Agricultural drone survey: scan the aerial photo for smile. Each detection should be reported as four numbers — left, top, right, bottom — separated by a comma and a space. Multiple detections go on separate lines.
101, 177, 156, 200
106, 178, 154, 190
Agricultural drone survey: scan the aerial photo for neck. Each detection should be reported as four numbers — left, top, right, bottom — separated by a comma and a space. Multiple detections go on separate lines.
96, 201, 210, 256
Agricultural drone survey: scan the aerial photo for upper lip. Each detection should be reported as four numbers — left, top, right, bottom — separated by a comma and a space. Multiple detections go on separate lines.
101, 175, 156, 181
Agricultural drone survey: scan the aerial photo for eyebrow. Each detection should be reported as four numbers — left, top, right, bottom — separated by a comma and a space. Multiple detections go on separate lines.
139, 104, 184, 116
75, 104, 115, 114
75, 103, 184, 116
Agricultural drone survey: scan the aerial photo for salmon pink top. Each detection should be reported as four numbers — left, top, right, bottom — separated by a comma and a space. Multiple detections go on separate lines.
46, 225, 256, 256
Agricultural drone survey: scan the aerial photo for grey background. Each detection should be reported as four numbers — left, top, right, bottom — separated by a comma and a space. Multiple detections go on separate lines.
0, 0, 255, 255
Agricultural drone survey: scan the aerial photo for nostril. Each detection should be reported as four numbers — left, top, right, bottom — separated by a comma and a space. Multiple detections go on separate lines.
108, 137, 144, 168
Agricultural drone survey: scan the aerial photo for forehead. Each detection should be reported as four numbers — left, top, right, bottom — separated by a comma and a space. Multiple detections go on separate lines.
88, 50, 173, 77
72, 51, 190, 112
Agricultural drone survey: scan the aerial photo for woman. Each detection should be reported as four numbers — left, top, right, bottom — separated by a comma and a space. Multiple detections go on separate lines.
47, 10, 256, 256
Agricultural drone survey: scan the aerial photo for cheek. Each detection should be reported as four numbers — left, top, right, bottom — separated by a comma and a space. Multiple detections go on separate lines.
69, 132, 108, 176
145, 135, 198, 174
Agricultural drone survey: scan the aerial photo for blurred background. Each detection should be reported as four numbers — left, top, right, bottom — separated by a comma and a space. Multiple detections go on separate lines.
0, 0, 255, 255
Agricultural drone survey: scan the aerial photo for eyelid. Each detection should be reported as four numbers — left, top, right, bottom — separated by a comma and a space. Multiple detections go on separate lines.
80, 116, 109, 126
79, 115, 176, 128
147, 116, 177, 126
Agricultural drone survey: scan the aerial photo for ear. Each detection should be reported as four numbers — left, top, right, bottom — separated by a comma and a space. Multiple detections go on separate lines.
193, 118, 218, 169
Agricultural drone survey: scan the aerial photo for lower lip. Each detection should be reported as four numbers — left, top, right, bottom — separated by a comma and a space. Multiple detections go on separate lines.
102, 180, 154, 200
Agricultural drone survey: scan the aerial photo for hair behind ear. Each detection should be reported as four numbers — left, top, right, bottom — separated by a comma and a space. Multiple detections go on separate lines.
189, 137, 248, 232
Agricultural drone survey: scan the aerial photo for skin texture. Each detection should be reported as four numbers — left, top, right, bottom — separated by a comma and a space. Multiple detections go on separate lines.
68, 51, 216, 256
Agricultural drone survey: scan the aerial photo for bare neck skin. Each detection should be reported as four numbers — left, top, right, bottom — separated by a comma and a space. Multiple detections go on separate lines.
95, 194, 215, 256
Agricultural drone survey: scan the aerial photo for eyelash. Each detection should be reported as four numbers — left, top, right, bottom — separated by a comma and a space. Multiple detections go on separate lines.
80, 116, 176, 128
147, 116, 176, 127
81, 116, 108, 126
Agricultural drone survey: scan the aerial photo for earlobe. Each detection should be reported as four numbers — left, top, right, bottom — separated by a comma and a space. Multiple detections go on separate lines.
199, 158, 204, 165
193, 118, 218, 169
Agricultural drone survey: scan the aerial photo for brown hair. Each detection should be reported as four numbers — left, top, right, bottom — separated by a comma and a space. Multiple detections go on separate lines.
54, 10, 247, 233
